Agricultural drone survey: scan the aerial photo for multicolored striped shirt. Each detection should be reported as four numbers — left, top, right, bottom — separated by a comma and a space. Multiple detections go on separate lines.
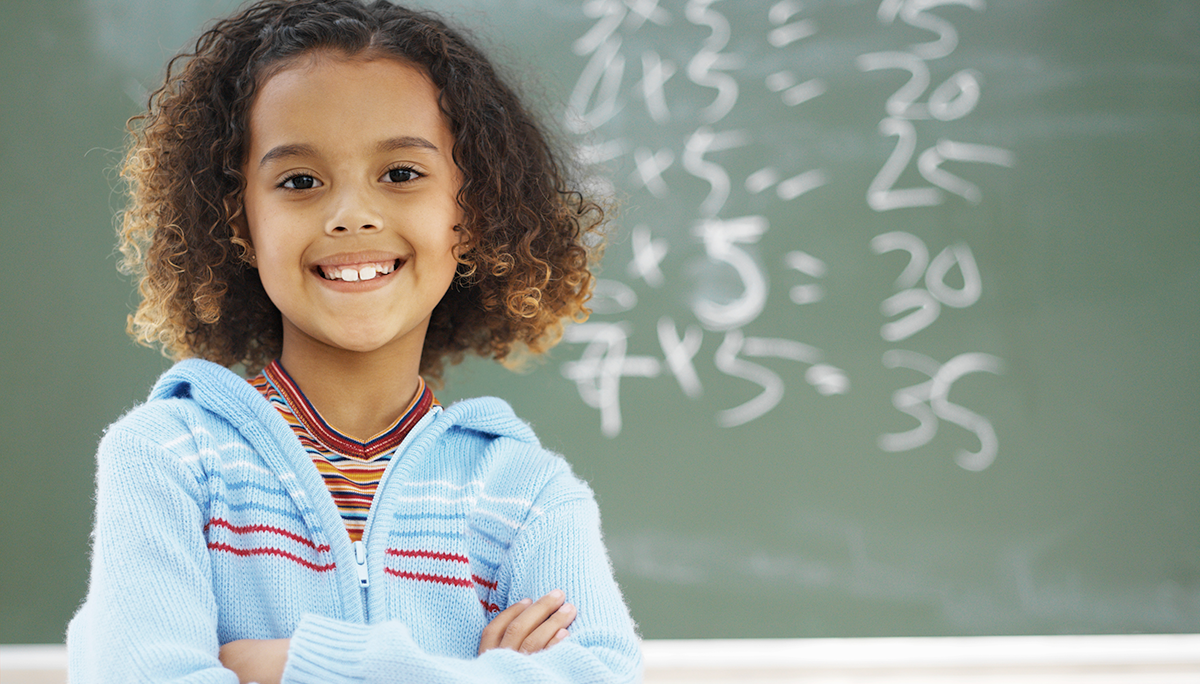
248, 360, 437, 541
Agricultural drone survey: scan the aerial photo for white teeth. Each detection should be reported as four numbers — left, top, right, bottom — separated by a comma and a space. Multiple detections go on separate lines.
322, 261, 397, 281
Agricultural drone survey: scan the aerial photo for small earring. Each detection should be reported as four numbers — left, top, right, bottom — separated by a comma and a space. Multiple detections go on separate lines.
231, 235, 256, 267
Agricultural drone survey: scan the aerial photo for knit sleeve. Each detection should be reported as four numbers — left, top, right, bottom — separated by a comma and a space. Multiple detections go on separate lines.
67, 423, 237, 683
282, 490, 643, 684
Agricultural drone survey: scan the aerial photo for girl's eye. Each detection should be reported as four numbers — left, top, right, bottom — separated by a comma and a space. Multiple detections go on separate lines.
382, 167, 422, 184
281, 174, 320, 190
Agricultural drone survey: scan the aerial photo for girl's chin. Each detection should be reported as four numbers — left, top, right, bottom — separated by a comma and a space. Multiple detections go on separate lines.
335, 326, 433, 356
320, 334, 419, 356
279, 312, 433, 360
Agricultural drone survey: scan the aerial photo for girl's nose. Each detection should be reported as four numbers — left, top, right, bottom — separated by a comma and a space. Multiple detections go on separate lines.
329, 222, 379, 234
326, 183, 384, 235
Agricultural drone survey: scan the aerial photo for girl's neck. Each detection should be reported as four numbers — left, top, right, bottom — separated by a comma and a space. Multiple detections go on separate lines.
278, 343, 424, 442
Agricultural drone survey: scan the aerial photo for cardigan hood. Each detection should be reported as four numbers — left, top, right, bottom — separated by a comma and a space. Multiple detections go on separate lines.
148, 358, 542, 447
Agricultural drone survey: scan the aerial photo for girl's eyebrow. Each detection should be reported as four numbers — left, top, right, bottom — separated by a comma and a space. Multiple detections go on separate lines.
258, 137, 440, 169
376, 136, 440, 153
258, 143, 317, 168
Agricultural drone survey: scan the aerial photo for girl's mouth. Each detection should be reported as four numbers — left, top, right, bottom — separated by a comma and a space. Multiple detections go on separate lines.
317, 259, 402, 282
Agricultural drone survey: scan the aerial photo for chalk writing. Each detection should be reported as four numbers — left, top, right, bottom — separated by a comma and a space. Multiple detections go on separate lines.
879, 350, 1003, 471
628, 225, 669, 288
864, 0, 1009, 469
561, 322, 661, 438
552, 0, 1004, 470
871, 231, 982, 341
785, 250, 827, 306
692, 216, 769, 331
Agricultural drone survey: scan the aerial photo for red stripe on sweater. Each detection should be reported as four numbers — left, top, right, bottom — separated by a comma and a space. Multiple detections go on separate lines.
385, 548, 470, 564
207, 542, 336, 572
205, 518, 331, 552
472, 574, 498, 590
481, 600, 501, 613
383, 568, 473, 588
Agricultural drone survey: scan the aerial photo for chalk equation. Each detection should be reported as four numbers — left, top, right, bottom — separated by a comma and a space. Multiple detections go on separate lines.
861, 0, 1010, 470
556, 0, 1010, 471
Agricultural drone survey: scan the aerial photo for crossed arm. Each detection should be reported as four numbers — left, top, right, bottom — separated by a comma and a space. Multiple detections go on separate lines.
71, 425, 639, 683
220, 590, 578, 684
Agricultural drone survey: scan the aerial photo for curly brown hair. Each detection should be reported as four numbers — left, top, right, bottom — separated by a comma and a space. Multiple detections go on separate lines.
119, 0, 604, 381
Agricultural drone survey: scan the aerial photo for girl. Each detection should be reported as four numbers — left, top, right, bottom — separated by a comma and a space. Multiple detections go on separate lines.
67, 1, 641, 682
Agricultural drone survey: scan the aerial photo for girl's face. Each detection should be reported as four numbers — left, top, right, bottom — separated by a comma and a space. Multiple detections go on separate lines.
240, 54, 463, 366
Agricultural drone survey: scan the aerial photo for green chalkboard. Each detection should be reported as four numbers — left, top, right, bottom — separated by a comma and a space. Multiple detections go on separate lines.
1, 0, 1197, 643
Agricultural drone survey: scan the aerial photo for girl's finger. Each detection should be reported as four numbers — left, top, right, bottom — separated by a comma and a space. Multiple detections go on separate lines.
499, 590, 566, 650
518, 602, 576, 654
478, 598, 532, 655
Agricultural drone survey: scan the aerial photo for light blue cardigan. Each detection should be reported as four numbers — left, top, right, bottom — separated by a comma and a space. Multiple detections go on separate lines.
67, 359, 642, 683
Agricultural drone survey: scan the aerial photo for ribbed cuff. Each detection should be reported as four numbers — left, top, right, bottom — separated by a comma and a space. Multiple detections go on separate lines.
283, 614, 376, 684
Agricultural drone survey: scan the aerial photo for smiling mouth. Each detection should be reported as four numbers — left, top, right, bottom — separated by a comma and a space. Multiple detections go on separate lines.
317, 259, 402, 282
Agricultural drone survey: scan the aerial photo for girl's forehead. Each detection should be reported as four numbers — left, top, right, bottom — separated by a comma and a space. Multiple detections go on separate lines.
249, 53, 445, 126
244, 53, 454, 164
258, 50, 432, 94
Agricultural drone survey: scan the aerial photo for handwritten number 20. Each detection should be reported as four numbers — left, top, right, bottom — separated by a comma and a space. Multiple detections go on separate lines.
856, 51, 981, 121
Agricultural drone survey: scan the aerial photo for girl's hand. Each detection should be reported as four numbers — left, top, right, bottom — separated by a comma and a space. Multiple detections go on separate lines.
478, 589, 576, 655
216, 593, 575, 679
219, 638, 290, 684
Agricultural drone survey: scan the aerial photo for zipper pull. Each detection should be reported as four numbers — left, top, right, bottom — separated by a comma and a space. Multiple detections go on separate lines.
353, 540, 370, 588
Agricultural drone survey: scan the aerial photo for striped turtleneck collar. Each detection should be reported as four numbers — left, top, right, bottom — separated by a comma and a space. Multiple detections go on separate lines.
257, 359, 436, 461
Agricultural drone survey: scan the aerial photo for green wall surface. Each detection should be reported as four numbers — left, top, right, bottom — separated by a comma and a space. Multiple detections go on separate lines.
1, 0, 1197, 643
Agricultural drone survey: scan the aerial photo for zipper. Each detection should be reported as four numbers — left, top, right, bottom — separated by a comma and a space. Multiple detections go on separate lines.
353, 539, 370, 588
351, 409, 440, 620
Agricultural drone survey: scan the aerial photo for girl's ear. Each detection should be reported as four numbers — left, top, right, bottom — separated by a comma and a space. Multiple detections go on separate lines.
451, 223, 471, 259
